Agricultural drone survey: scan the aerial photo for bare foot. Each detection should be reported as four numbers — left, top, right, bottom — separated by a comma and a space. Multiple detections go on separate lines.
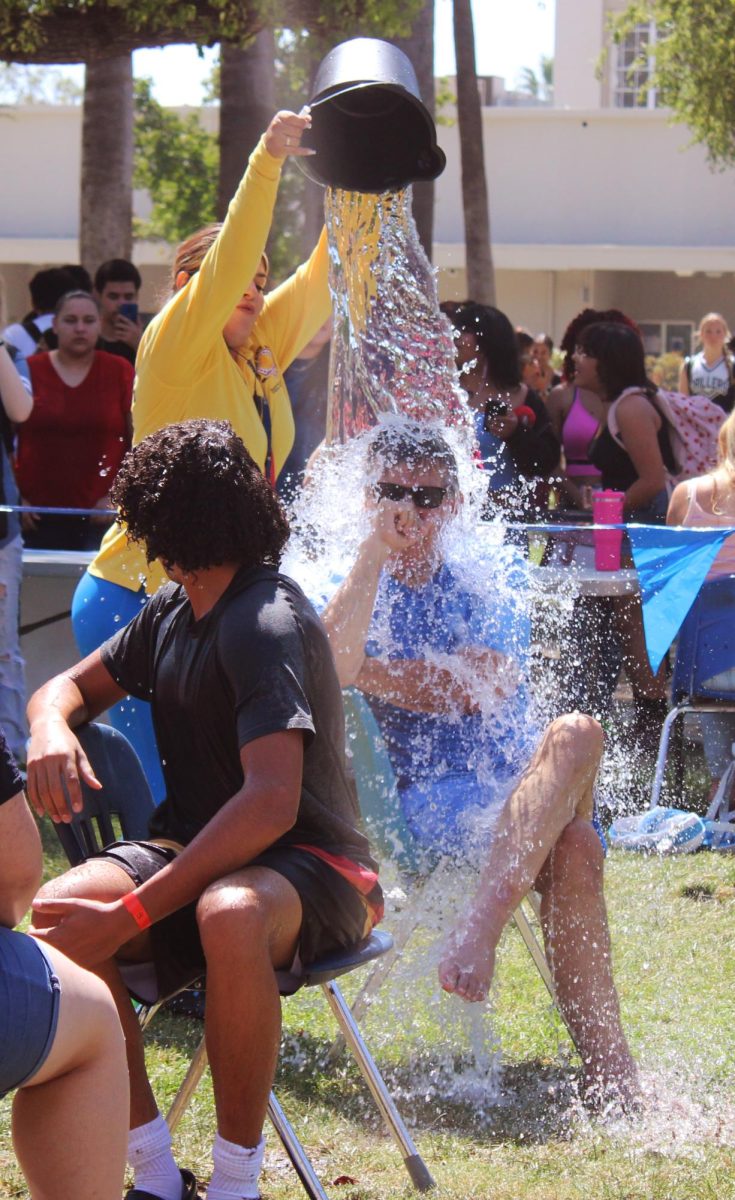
582, 1059, 641, 1117
438, 922, 496, 1002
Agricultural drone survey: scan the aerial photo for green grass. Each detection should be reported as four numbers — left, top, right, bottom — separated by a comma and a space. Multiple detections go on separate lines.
2, 831, 735, 1198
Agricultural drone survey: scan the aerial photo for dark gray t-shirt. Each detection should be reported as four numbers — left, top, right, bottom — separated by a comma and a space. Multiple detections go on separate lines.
100, 566, 375, 867
0, 734, 22, 806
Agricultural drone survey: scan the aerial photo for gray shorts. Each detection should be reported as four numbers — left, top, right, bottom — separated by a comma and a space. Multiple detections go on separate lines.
0, 928, 61, 1097
94, 839, 377, 1003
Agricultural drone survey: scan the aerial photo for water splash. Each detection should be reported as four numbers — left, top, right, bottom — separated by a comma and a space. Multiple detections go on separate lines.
325, 186, 470, 442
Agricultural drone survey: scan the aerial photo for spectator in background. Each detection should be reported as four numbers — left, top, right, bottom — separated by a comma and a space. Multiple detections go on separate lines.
0, 728, 128, 1200
0, 335, 33, 762
667, 407, 735, 792
449, 303, 559, 520
515, 327, 544, 393
534, 332, 561, 399
679, 312, 735, 413
277, 317, 332, 506
1, 266, 77, 360
94, 258, 144, 365
17, 291, 133, 550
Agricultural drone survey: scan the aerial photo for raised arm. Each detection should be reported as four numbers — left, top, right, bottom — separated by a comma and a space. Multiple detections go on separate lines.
138, 110, 313, 383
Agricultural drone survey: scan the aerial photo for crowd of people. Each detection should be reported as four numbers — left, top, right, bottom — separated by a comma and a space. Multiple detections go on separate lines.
1, 102, 734, 1200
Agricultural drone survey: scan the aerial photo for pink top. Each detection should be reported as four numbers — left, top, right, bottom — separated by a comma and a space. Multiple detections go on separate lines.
562, 388, 602, 478
683, 480, 735, 578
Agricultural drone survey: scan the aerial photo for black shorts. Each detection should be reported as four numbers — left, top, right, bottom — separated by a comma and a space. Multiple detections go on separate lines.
94, 840, 375, 1002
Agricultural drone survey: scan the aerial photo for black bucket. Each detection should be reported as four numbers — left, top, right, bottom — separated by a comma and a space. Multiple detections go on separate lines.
300, 37, 446, 194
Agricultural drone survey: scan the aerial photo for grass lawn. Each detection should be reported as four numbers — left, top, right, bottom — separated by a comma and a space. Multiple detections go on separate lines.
2, 816, 735, 1200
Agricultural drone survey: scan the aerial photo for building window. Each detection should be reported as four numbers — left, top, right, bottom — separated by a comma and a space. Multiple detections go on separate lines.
613, 21, 658, 108
639, 321, 693, 357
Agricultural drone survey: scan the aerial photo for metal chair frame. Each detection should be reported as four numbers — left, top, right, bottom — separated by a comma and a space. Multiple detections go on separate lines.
54, 723, 435, 1198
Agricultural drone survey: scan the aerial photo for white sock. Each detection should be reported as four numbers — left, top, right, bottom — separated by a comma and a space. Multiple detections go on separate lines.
128, 1113, 183, 1200
207, 1133, 265, 1200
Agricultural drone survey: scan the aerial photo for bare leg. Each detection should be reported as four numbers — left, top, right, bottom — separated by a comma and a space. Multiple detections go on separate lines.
613, 594, 667, 700
12, 944, 129, 1200
535, 820, 637, 1101
197, 865, 302, 1148
33, 862, 160, 1129
439, 713, 602, 1001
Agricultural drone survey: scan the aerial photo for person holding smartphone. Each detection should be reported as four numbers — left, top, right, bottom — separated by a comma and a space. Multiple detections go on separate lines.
94, 258, 143, 364
447, 303, 560, 521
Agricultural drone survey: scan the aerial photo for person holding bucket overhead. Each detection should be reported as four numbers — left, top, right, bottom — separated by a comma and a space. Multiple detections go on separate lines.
71, 109, 330, 800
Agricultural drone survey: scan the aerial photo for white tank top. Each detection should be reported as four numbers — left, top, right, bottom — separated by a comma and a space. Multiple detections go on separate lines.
688, 351, 731, 401
683, 479, 735, 578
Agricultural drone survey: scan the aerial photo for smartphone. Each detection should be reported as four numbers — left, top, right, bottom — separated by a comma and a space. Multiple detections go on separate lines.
483, 397, 509, 429
119, 302, 138, 323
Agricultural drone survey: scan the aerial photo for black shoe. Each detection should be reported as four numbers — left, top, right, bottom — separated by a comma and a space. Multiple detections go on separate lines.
126, 1168, 199, 1200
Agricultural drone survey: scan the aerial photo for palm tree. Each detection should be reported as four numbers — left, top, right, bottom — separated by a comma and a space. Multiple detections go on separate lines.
218, 30, 276, 220
391, 0, 436, 260
453, 0, 495, 304
80, 55, 134, 269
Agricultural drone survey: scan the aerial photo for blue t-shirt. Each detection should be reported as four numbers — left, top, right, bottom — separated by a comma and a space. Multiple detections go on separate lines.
364, 561, 534, 802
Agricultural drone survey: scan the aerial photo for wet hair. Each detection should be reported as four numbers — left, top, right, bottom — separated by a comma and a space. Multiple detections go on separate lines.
448, 303, 521, 390
559, 307, 640, 382
94, 258, 142, 293
28, 267, 78, 313
171, 225, 269, 292
111, 419, 289, 573
366, 423, 459, 491
53, 290, 99, 317
577, 321, 655, 402
62, 264, 93, 293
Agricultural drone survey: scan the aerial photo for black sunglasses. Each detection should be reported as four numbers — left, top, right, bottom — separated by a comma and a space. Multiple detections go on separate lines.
373, 482, 449, 509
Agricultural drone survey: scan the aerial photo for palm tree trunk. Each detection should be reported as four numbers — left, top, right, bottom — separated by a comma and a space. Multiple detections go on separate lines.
453, 0, 495, 304
80, 54, 133, 270
218, 30, 276, 219
391, 0, 436, 260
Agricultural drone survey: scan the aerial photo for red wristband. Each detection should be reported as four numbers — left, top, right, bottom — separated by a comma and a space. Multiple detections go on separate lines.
121, 892, 152, 931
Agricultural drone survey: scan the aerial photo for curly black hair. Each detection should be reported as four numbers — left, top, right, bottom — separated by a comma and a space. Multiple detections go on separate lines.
111, 419, 289, 573
558, 307, 640, 382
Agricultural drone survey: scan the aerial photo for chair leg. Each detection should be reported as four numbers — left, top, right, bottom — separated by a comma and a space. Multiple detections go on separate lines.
650, 707, 683, 809
325, 897, 424, 1067
511, 902, 554, 998
267, 1091, 332, 1200
322, 980, 435, 1192
166, 1035, 209, 1133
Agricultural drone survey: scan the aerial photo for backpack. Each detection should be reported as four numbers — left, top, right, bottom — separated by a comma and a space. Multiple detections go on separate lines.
608, 386, 725, 485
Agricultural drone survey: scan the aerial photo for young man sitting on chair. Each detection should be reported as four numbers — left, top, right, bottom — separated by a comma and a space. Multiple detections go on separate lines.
321, 422, 637, 1107
26, 419, 383, 1200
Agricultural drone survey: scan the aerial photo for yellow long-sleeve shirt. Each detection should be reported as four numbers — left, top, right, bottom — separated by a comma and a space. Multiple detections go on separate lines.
89, 135, 331, 594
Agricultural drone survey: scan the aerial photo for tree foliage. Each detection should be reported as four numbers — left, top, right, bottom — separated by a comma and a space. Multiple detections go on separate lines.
0, 62, 82, 102
133, 77, 218, 244
611, 2, 735, 167
0, 0, 421, 62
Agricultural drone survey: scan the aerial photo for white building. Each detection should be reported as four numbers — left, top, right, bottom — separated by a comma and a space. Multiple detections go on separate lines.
1, 0, 734, 351
435, 0, 735, 349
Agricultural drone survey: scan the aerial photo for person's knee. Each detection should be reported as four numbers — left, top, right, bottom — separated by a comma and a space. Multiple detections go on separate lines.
196, 880, 269, 960
545, 713, 604, 771
35, 861, 129, 908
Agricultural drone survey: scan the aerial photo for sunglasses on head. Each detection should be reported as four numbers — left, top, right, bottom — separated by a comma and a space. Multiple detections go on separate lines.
373, 482, 449, 509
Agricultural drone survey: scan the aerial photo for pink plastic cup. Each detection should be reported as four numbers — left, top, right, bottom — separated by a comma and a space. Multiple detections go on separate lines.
592, 490, 625, 571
